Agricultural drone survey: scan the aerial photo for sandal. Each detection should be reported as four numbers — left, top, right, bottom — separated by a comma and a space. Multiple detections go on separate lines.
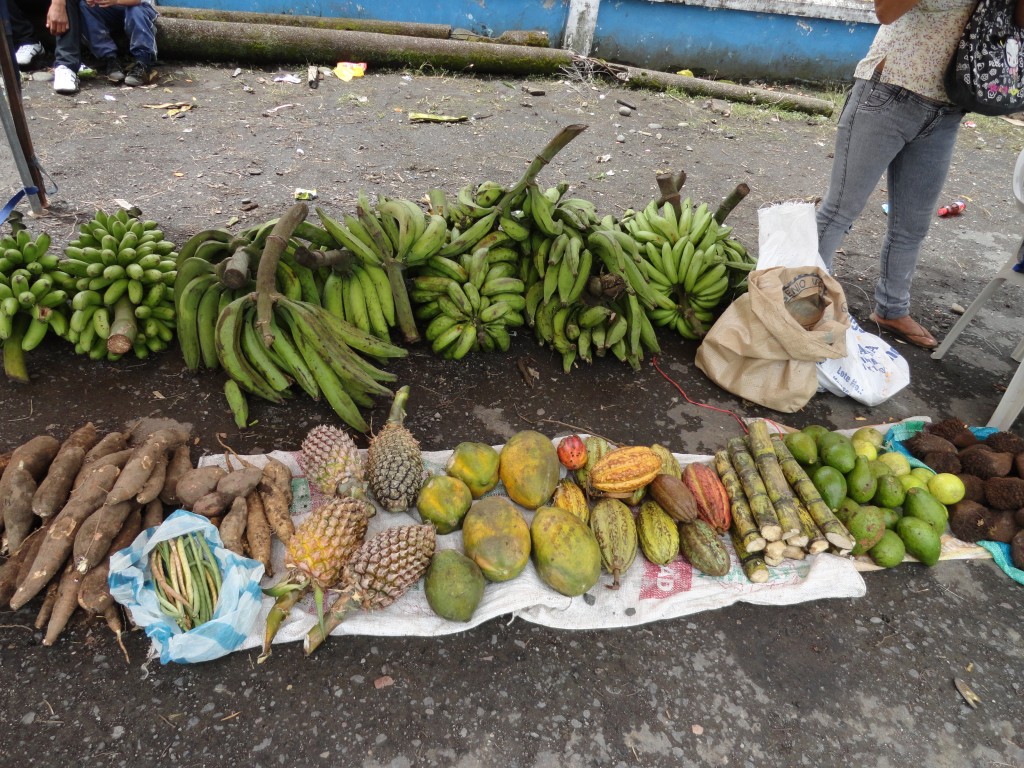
868, 312, 938, 351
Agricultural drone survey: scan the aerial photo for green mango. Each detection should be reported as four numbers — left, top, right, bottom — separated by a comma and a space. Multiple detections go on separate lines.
811, 465, 847, 511
902, 487, 948, 536
846, 456, 878, 505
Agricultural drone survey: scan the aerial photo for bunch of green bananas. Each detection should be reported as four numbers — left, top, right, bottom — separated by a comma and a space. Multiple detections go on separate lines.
408, 244, 527, 359
0, 229, 73, 381
61, 209, 178, 360
624, 199, 755, 339
214, 290, 407, 433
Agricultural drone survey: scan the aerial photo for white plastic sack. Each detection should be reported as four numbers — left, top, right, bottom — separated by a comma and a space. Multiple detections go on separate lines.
816, 317, 911, 405
109, 509, 265, 664
757, 201, 910, 406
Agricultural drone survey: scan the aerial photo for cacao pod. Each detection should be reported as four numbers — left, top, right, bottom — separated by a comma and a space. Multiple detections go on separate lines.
589, 498, 638, 589
589, 446, 661, 497
648, 474, 699, 523
576, 436, 612, 492
678, 519, 731, 577
551, 477, 590, 524
556, 434, 588, 471
682, 462, 731, 533
637, 501, 680, 565
651, 444, 682, 479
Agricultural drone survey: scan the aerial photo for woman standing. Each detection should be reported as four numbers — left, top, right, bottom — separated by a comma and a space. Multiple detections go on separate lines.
816, 0, 982, 350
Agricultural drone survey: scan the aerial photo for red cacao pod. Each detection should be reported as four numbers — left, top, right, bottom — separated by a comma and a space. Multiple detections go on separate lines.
681, 462, 731, 533
557, 435, 588, 471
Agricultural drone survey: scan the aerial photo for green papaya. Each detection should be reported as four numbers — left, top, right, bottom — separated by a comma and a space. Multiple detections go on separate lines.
462, 496, 531, 582
530, 505, 602, 597
498, 430, 560, 509
424, 550, 486, 622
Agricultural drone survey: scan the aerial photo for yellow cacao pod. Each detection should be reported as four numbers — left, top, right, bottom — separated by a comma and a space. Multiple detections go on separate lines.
651, 444, 682, 479
551, 478, 590, 524
637, 500, 680, 565
589, 445, 661, 497
589, 498, 638, 589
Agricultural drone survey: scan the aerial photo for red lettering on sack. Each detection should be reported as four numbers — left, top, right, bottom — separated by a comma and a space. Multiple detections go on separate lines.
639, 558, 692, 599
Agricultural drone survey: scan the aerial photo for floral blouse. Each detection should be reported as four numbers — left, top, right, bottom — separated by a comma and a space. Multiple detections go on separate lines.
854, 0, 979, 102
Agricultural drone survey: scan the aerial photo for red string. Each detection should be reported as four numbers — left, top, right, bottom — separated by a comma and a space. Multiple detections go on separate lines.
651, 356, 749, 434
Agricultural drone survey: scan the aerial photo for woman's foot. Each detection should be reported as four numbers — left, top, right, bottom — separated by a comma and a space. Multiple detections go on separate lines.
868, 312, 938, 350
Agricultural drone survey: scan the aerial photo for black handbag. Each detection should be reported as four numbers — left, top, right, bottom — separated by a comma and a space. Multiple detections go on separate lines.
945, 0, 1024, 115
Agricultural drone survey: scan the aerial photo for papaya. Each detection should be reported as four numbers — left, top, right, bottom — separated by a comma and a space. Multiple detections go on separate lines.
530, 505, 602, 597
498, 430, 560, 509
416, 474, 473, 534
461, 496, 531, 582
424, 550, 486, 622
446, 441, 500, 498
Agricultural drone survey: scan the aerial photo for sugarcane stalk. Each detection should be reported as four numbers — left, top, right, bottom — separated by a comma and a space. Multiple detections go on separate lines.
255, 202, 308, 346
782, 545, 807, 561
746, 421, 803, 541
714, 450, 766, 553
764, 540, 787, 559
770, 434, 855, 550
794, 497, 829, 554
726, 437, 782, 542
729, 528, 769, 583
763, 552, 784, 567
303, 590, 358, 656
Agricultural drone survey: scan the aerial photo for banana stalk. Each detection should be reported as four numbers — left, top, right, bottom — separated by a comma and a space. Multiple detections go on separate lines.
493, 124, 588, 215
255, 202, 309, 346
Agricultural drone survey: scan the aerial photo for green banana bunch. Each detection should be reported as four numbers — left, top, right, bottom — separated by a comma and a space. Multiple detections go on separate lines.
63, 208, 178, 360
408, 244, 526, 360
625, 198, 755, 340
0, 229, 73, 382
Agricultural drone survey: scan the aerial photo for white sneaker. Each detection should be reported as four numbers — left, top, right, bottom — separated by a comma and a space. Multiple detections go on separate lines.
15, 42, 44, 67
53, 65, 79, 95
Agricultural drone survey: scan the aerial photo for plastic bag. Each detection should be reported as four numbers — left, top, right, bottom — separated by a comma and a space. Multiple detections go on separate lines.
816, 317, 911, 406
109, 509, 265, 664
756, 202, 828, 272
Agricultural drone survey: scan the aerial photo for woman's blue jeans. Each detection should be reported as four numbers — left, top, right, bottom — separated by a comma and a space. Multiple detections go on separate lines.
816, 76, 964, 320
79, 1, 157, 64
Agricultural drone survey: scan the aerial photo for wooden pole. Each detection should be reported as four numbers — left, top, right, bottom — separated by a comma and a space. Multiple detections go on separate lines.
0, 31, 46, 211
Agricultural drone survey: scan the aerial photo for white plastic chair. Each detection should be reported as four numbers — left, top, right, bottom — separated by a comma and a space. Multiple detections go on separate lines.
931, 148, 1024, 430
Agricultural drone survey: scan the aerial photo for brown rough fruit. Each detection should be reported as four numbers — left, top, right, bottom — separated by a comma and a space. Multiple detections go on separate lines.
925, 418, 970, 442
1014, 453, 1024, 479
985, 476, 1024, 510
923, 451, 960, 475
1011, 530, 1024, 569
960, 450, 1014, 480
681, 462, 731, 533
951, 430, 980, 449
904, 432, 957, 460
986, 510, 1019, 543
647, 474, 699, 523
949, 500, 990, 543
588, 446, 661, 497
1016, 507, 1024, 528
957, 473, 987, 503
983, 431, 1024, 455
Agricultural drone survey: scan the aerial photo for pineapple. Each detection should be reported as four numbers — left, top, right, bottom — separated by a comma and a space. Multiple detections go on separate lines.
366, 386, 424, 513
303, 523, 436, 655
300, 424, 364, 497
259, 491, 374, 663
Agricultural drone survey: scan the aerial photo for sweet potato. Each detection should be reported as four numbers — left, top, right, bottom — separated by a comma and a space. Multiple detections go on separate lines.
1, 435, 61, 549
141, 498, 164, 529
73, 432, 128, 489
191, 490, 234, 518
72, 500, 136, 574
106, 428, 189, 506
135, 451, 168, 504
216, 467, 263, 499
159, 444, 193, 506
78, 507, 143, 616
44, 561, 86, 645
219, 496, 248, 555
175, 466, 228, 507
32, 445, 87, 519
259, 459, 295, 545
2, 467, 38, 551
245, 490, 272, 576
0, 523, 49, 606
8, 463, 121, 610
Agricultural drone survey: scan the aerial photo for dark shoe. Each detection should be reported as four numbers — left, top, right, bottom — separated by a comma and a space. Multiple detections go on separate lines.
101, 57, 125, 84
868, 312, 938, 350
124, 60, 155, 87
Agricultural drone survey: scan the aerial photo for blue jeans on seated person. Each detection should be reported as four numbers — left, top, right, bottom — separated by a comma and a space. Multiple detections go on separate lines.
816, 76, 964, 320
79, 1, 157, 65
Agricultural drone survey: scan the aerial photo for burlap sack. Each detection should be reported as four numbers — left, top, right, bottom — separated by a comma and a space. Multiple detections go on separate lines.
695, 266, 850, 412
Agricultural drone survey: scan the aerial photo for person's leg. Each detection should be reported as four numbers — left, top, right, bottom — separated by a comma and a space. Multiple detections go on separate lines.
8, 0, 43, 67
52, 0, 82, 93
874, 105, 963, 320
816, 78, 910, 270
123, 2, 155, 64
79, 3, 122, 61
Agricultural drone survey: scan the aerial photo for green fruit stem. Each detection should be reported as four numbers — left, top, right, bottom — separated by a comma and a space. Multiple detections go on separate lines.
303, 591, 357, 656
255, 202, 309, 347
387, 384, 410, 427
107, 295, 138, 355
3, 314, 30, 383
494, 124, 588, 216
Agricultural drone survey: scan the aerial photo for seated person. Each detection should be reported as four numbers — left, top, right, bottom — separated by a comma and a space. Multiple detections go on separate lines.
6, 0, 45, 68
47, 0, 83, 94
79, 0, 156, 86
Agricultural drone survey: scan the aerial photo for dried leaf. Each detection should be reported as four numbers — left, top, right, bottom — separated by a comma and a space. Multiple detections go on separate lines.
408, 113, 468, 123
954, 677, 980, 708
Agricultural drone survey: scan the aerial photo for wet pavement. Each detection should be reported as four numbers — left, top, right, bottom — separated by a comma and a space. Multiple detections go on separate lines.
0, 61, 1022, 767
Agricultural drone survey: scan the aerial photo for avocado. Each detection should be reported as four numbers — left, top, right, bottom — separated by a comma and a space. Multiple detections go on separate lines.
835, 496, 860, 526
811, 465, 847, 511
902, 487, 948, 536
819, 432, 857, 474
846, 456, 878, 505
869, 529, 906, 568
784, 431, 818, 466
848, 507, 886, 555
897, 516, 941, 566
872, 474, 906, 509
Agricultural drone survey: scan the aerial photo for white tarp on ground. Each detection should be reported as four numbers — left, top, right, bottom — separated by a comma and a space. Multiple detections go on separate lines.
199, 443, 868, 652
